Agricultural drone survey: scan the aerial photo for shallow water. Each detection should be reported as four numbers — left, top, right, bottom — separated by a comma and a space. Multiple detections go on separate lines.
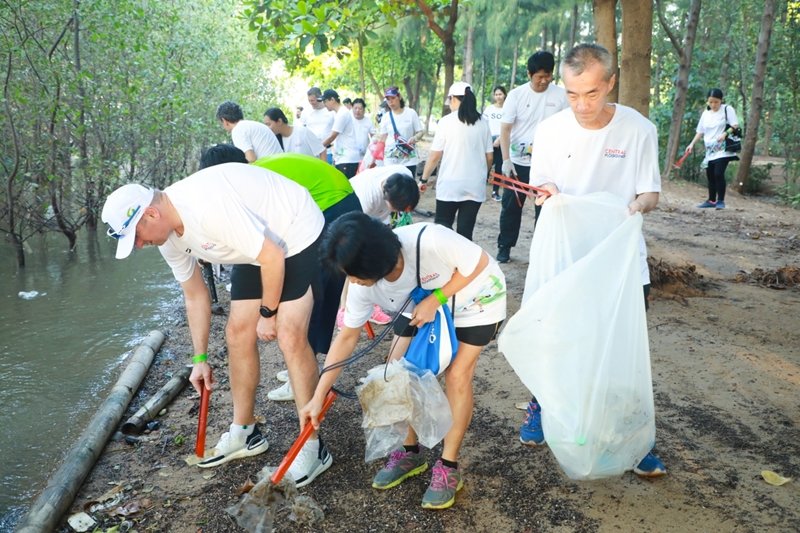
0, 231, 180, 528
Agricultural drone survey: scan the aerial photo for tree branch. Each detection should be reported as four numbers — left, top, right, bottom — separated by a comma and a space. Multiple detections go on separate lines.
655, 0, 682, 55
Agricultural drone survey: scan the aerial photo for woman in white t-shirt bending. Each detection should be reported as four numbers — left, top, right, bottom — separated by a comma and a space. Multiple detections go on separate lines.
263, 107, 326, 160
300, 213, 506, 510
685, 88, 740, 210
420, 82, 493, 241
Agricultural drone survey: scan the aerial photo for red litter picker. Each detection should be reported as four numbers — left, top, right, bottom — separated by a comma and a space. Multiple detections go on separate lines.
195, 386, 210, 457
489, 172, 552, 199
270, 390, 338, 484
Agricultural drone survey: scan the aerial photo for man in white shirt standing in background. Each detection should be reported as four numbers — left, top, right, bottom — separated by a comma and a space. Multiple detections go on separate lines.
300, 87, 335, 163
496, 51, 568, 264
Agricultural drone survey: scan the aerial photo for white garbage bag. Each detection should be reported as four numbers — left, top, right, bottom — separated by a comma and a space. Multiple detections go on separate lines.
499, 192, 655, 480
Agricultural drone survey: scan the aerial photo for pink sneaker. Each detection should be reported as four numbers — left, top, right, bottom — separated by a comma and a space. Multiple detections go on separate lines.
336, 307, 345, 329
369, 305, 392, 325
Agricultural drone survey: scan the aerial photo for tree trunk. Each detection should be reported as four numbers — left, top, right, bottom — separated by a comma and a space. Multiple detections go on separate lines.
2, 51, 25, 267
74, 0, 95, 230
415, 0, 458, 117
618, 0, 652, 116
510, 40, 519, 88
358, 36, 366, 98
569, 2, 579, 48
493, 45, 500, 90
593, 0, 619, 102
425, 62, 442, 135
464, 21, 474, 84
736, 0, 778, 194
658, 0, 702, 181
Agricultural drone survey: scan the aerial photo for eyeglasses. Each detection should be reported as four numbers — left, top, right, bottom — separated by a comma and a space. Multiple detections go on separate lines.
106, 205, 141, 239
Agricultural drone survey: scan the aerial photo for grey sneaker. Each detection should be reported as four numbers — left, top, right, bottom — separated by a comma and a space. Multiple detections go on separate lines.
421, 459, 464, 509
372, 449, 428, 490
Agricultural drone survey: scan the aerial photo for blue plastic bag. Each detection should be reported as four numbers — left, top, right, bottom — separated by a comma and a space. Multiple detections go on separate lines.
404, 286, 458, 375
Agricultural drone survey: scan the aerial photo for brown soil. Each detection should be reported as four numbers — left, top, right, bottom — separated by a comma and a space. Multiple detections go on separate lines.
64, 174, 800, 532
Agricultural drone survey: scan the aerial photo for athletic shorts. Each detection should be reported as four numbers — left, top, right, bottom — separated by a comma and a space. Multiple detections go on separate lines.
393, 315, 503, 347
229, 234, 322, 302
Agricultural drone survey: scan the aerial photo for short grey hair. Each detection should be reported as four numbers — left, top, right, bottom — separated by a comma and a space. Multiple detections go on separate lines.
561, 43, 614, 81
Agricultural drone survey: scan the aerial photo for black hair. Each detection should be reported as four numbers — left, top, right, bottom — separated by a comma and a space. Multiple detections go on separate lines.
200, 144, 248, 169
493, 85, 507, 96
527, 51, 556, 75
352, 98, 366, 108
343, 97, 352, 105
707, 88, 724, 99
455, 87, 481, 125
321, 212, 401, 281
216, 101, 243, 123
383, 173, 420, 212
264, 107, 289, 124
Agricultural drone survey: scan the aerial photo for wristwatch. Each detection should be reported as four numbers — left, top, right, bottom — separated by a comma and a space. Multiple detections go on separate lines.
259, 305, 278, 318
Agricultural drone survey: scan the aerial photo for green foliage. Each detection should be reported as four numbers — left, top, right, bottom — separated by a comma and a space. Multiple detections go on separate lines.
1, 0, 279, 258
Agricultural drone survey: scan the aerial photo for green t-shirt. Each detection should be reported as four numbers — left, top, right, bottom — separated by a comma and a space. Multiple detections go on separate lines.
253, 153, 353, 212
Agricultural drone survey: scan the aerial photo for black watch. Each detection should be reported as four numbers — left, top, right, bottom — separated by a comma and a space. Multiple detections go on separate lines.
259, 305, 278, 318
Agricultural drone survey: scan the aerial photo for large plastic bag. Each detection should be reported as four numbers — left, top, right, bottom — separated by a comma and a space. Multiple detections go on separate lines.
498, 192, 655, 480
356, 359, 452, 462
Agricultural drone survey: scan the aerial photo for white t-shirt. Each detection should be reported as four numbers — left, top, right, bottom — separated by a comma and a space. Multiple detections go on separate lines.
696, 105, 740, 162
331, 106, 361, 164
353, 115, 375, 158
530, 104, 661, 284
344, 223, 507, 329
349, 165, 413, 222
502, 83, 568, 166
379, 108, 423, 166
482, 104, 504, 138
430, 113, 493, 202
283, 124, 325, 158
300, 107, 335, 141
230, 120, 283, 159
158, 163, 324, 283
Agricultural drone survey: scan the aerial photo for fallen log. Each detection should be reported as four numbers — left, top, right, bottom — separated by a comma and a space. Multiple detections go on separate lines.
16, 330, 165, 533
121, 364, 191, 435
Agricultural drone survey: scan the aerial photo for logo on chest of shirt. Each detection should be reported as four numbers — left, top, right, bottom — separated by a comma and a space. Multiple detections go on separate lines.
200, 242, 216, 251
604, 148, 627, 159
420, 272, 440, 284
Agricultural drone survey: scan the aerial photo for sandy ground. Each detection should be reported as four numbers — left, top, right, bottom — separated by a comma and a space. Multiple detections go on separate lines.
61, 172, 799, 533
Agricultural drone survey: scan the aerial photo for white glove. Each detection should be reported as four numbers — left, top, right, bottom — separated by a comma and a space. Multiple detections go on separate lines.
501, 159, 515, 177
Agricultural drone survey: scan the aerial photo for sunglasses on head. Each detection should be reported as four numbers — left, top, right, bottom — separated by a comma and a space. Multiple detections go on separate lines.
107, 205, 141, 239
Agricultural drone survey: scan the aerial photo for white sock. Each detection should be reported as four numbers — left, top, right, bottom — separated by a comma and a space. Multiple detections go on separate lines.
230, 423, 255, 442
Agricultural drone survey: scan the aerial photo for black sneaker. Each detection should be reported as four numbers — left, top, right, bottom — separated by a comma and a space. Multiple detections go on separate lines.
497, 246, 510, 264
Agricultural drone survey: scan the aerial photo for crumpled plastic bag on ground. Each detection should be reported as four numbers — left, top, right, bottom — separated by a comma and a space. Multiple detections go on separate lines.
499, 192, 655, 480
226, 465, 324, 532
356, 358, 452, 462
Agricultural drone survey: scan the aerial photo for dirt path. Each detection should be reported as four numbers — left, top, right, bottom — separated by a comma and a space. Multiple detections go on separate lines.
66, 177, 799, 533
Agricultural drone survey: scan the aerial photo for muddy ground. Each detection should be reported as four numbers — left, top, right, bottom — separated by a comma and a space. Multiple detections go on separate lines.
63, 167, 799, 533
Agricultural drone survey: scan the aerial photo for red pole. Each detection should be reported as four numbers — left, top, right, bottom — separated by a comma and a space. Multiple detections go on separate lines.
195, 386, 210, 458
270, 390, 337, 484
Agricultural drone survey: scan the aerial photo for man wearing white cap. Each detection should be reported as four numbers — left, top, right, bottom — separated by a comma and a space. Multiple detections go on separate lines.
101, 163, 334, 487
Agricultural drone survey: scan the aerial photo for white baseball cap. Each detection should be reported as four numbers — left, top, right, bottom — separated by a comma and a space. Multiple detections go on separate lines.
448, 81, 472, 97
101, 184, 154, 259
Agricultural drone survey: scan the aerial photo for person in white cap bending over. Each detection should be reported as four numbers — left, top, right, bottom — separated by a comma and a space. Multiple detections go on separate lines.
101, 163, 333, 487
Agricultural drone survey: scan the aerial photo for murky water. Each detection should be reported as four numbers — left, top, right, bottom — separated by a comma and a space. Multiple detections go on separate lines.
0, 231, 181, 528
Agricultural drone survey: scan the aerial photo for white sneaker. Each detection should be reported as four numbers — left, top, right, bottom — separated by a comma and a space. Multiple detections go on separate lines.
267, 380, 294, 401
276, 369, 289, 383
197, 425, 268, 468
287, 439, 333, 488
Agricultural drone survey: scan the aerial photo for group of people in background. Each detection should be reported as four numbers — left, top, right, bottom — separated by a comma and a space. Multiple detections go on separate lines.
100, 41, 750, 512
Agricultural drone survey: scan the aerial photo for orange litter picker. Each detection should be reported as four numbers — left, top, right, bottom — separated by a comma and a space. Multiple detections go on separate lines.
270, 390, 338, 485
195, 386, 210, 458
672, 151, 690, 169
489, 172, 552, 199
